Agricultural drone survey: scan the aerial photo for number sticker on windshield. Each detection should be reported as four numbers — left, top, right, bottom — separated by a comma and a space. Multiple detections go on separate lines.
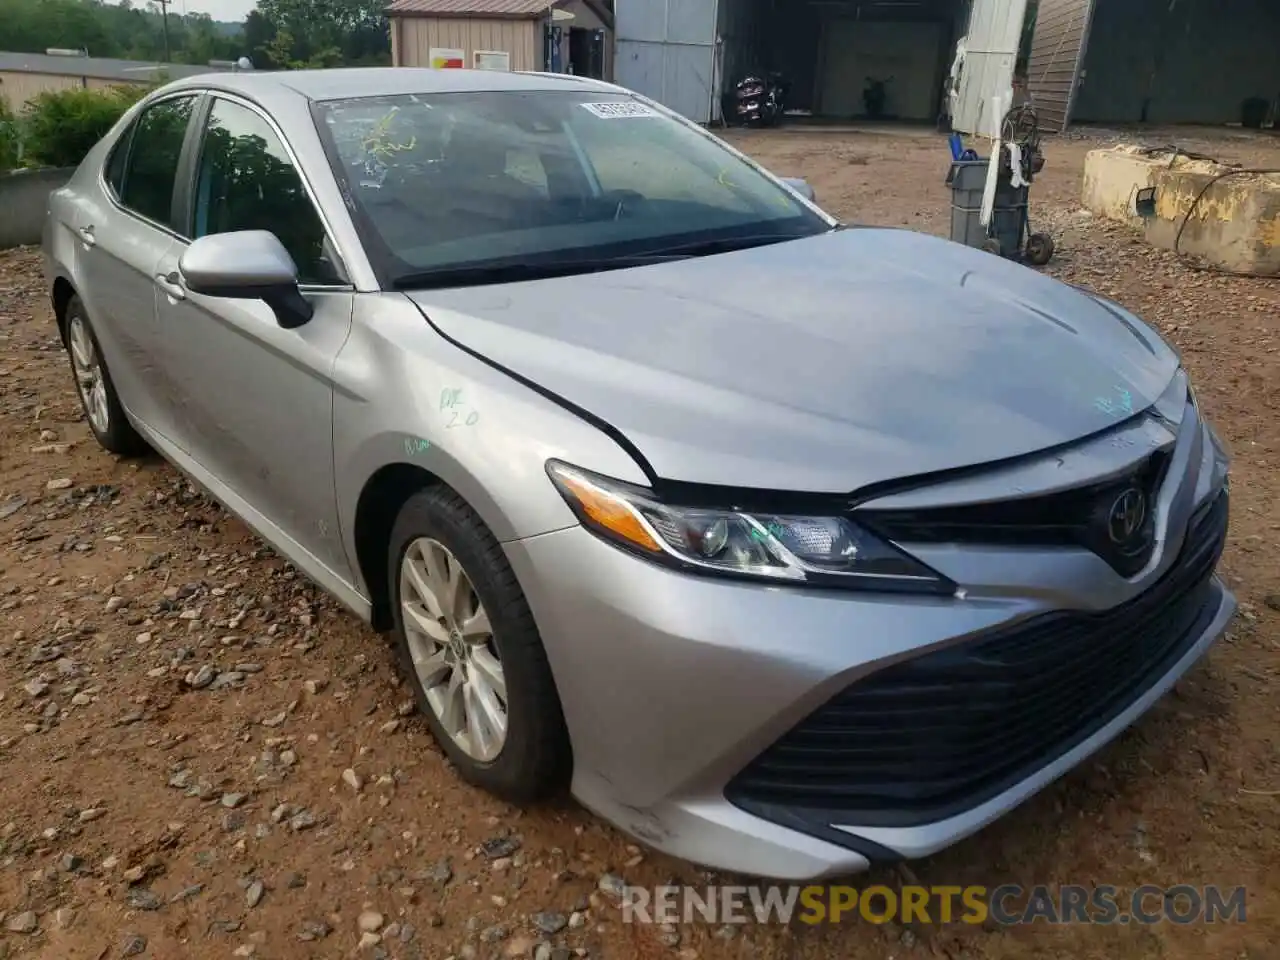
580, 101, 659, 119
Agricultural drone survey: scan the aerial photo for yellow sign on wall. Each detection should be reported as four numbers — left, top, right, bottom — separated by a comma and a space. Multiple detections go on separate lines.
428, 47, 464, 69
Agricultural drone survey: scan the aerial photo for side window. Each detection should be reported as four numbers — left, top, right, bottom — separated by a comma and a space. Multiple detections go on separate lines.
118, 96, 197, 227
193, 98, 339, 285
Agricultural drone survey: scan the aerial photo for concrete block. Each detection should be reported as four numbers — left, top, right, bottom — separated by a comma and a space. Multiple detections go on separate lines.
0, 166, 74, 250
1082, 147, 1168, 226
1144, 168, 1280, 277
1082, 146, 1279, 277
1082, 146, 1228, 226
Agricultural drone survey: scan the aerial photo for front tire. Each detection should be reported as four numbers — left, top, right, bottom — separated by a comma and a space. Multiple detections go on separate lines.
64, 295, 148, 457
388, 486, 572, 803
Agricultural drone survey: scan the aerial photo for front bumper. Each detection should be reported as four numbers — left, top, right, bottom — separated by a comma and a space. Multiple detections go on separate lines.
503, 400, 1233, 881
506, 513, 1233, 881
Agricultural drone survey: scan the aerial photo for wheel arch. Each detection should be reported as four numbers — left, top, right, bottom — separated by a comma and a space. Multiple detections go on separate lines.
52, 275, 77, 345
353, 462, 446, 632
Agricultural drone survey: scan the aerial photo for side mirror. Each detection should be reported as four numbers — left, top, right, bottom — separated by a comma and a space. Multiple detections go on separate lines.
179, 230, 314, 329
780, 176, 816, 203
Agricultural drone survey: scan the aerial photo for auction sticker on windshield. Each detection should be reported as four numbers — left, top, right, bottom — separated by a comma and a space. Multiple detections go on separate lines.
580, 101, 659, 119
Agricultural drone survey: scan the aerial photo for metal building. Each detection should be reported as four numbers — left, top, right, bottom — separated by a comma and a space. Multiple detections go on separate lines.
614, 0, 1019, 129
1027, 0, 1280, 131
614, 0, 1280, 133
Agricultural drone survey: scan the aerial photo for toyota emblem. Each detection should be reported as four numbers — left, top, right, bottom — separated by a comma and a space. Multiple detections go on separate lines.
1107, 488, 1147, 545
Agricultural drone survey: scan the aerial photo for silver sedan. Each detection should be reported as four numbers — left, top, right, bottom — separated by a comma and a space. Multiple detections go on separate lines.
43, 67, 1234, 880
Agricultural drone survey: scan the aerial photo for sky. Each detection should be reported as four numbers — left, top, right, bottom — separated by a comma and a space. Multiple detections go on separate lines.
160, 0, 257, 23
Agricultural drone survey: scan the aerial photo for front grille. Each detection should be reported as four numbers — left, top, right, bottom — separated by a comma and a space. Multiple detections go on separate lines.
727, 490, 1229, 830
860, 450, 1171, 577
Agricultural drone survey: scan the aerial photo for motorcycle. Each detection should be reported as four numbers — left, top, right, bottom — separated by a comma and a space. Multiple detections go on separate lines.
732, 71, 787, 127
863, 75, 893, 119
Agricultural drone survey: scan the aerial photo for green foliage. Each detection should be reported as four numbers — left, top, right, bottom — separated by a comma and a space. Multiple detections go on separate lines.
0, 0, 392, 172
19, 85, 143, 168
0, 0, 390, 70
0, 97, 20, 172
255, 0, 391, 68
1, 0, 247, 64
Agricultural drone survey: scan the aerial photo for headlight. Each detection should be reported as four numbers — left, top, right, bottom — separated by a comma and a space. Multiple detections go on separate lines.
546, 461, 951, 593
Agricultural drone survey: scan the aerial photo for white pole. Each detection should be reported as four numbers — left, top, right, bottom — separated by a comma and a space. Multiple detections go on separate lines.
979, 94, 1002, 229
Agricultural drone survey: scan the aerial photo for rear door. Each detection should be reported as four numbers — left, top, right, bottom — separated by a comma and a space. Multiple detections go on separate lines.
72, 93, 201, 444
949, 0, 1032, 136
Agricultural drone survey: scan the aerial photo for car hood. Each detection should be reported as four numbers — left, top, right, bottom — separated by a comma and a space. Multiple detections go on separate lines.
406, 228, 1178, 493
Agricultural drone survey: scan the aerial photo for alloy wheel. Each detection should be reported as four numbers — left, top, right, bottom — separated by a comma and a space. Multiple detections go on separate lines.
68, 316, 109, 435
399, 537, 508, 761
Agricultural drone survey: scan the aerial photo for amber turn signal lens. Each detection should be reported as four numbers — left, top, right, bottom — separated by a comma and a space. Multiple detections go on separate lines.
556, 471, 663, 553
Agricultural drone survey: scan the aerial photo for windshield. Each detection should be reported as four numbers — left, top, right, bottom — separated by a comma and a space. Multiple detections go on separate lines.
311, 90, 831, 288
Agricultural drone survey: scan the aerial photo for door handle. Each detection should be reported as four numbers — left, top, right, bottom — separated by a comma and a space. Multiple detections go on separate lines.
76, 225, 96, 247
154, 272, 186, 301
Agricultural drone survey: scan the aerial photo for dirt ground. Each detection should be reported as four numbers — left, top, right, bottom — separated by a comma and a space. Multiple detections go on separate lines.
1, 124, 1279, 960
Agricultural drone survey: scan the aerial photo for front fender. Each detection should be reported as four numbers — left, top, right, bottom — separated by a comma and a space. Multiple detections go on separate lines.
332, 294, 649, 595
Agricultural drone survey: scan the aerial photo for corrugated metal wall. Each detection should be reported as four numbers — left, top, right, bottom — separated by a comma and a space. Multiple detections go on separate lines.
1025, 0, 1095, 132
396, 16, 542, 71
1073, 0, 1280, 125
950, 0, 1029, 135
615, 0, 719, 123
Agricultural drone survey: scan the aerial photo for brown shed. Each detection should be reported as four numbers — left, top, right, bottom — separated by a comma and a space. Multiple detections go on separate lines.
387, 0, 613, 81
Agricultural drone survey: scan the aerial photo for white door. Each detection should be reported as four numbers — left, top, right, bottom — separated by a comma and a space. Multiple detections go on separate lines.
614, 0, 720, 123
950, 0, 1032, 135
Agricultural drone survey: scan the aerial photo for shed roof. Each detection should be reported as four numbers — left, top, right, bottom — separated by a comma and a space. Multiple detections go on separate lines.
385, 0, 560, 19
0, 51, 214, 83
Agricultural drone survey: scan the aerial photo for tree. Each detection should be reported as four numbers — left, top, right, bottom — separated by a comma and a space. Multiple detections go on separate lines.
243, 11, 278, 66
0, 0, 386, 69
0, 0, 246, 63
255, 0, 390, 67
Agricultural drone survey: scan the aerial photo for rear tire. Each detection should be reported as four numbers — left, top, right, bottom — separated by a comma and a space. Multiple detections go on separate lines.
64, 295, 149, 457
388, 486, 572, 803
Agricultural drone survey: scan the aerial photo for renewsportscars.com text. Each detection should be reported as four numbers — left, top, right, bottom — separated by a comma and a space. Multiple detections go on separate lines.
620, 883, 1247, 926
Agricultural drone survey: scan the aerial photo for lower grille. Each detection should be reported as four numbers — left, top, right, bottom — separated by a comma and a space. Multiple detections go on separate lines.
727, 491, 1229, 830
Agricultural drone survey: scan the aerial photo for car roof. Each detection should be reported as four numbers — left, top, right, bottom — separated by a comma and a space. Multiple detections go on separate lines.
160, 66, 623, 103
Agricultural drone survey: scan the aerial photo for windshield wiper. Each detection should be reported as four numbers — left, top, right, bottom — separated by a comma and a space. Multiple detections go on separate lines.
641, 230, 833, 259
390, 257, 666, 290
390, 229, 838, 291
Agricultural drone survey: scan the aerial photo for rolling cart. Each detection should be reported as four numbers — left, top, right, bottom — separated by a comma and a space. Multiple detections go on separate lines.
945, 103, 1055, 266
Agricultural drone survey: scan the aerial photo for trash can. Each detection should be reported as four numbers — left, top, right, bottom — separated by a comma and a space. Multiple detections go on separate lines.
946, 159, 1028, 259
1241, 97, 1269, 130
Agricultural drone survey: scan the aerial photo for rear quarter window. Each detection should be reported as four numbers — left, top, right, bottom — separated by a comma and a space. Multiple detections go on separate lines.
104, 122, 134, 197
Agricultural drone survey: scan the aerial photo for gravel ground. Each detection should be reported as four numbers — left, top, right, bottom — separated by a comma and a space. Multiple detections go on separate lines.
1, 124, 1278, 960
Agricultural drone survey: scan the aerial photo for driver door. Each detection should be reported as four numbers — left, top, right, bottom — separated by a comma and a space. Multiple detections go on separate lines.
155, 93, 354, 580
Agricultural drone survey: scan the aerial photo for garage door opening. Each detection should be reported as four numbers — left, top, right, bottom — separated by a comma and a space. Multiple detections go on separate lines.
716, 0, 975, 124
